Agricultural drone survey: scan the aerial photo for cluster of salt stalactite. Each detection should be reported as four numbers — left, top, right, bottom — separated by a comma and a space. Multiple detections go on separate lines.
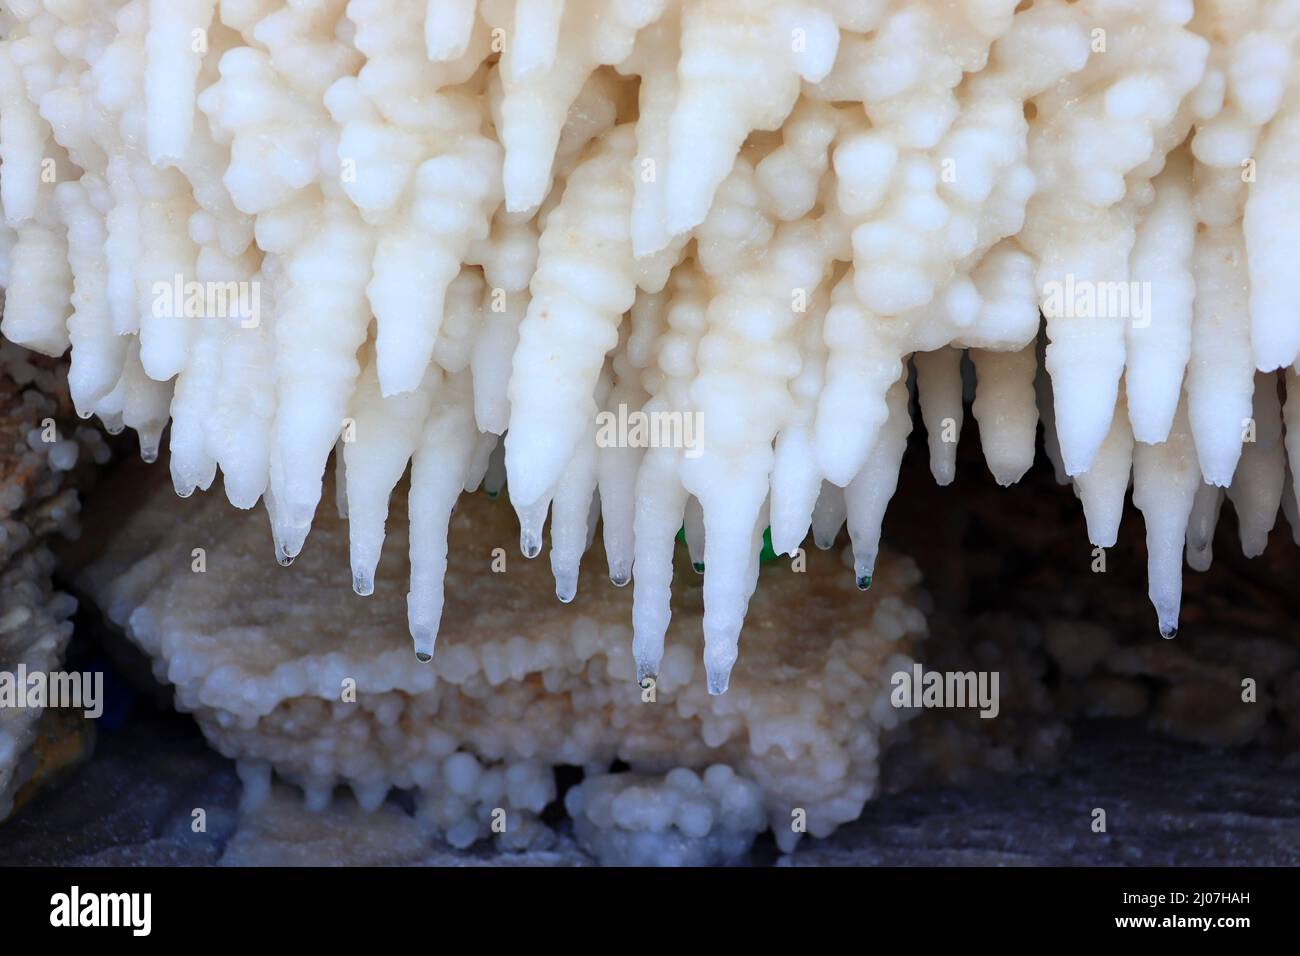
4, 1, 1300, 694
69, 463, 926, 858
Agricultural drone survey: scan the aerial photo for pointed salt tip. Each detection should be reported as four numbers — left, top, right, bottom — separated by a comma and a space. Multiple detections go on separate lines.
175, 484, 195, 499
140, 449, 158, 464
856, 574, 873, 591
814, 537, 835, 551
274, 535, 302, 566
555, 581, 576, 604
520, 534, 541, 559
77, 409, 92, 420
485, 490, 498, 499
105, 424, 124, 436
609, 567, 630, 587
412, 628, 436, 662
635, 659, 658, 685
706, 667, 731, 696
1159, 623, 1178, 640
692, 561, 705, 574
352, 572, 373, 597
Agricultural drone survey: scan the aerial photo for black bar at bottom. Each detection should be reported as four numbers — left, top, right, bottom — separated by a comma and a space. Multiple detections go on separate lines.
0, 865, 1282, 941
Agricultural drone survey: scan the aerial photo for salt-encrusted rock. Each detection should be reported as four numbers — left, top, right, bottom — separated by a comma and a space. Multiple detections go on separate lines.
221, 784, 589, 867
68, 456, 926, 857
565, 765, 767, 866
0, 342, 106, 820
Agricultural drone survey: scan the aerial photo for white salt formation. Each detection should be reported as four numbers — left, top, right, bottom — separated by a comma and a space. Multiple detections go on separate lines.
69, 464, 926, 858
565, 766, 768, 866
0, 342, 105, 820
5, 1, 1300, 691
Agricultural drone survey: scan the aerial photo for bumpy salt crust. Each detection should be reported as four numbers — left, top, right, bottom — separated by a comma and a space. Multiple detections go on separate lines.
0, 342, 101, 820
566, 766, 768, 866
73, 466, 925, 857
5, 1, 1300, 690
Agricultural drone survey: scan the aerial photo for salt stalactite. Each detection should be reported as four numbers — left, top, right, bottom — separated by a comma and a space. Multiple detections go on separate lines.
769, 281, 830, 556
425, 0, 478, 62
631, 264, 707, 683
343, 354, 437, 596
1074, 391, 1134, 550
914, 348, 964, 486
1133, 397, 1201, 640
1125, 149, 1195, 445
1226, 372, 1285, 558
485, 0, 662, 213
1245, 88, 1300, 373
1186, 481, 1225, 573
844, 375, 912, 591
684, 176, 828, 693
810, 481, 847, 551
1029, 6, 1208, 478
5, 1, 1300, 691
506, 125, 677, 511
1187, 224, 1254, 487
467, 213, 538, 437
55, 179, 128, 413
598, 294, 662, 585
656, 0, 837, 245
548, 369, 604, 604
406, 370, 478, 661
144, 0, 217, 165
970, 344, 1038, 487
